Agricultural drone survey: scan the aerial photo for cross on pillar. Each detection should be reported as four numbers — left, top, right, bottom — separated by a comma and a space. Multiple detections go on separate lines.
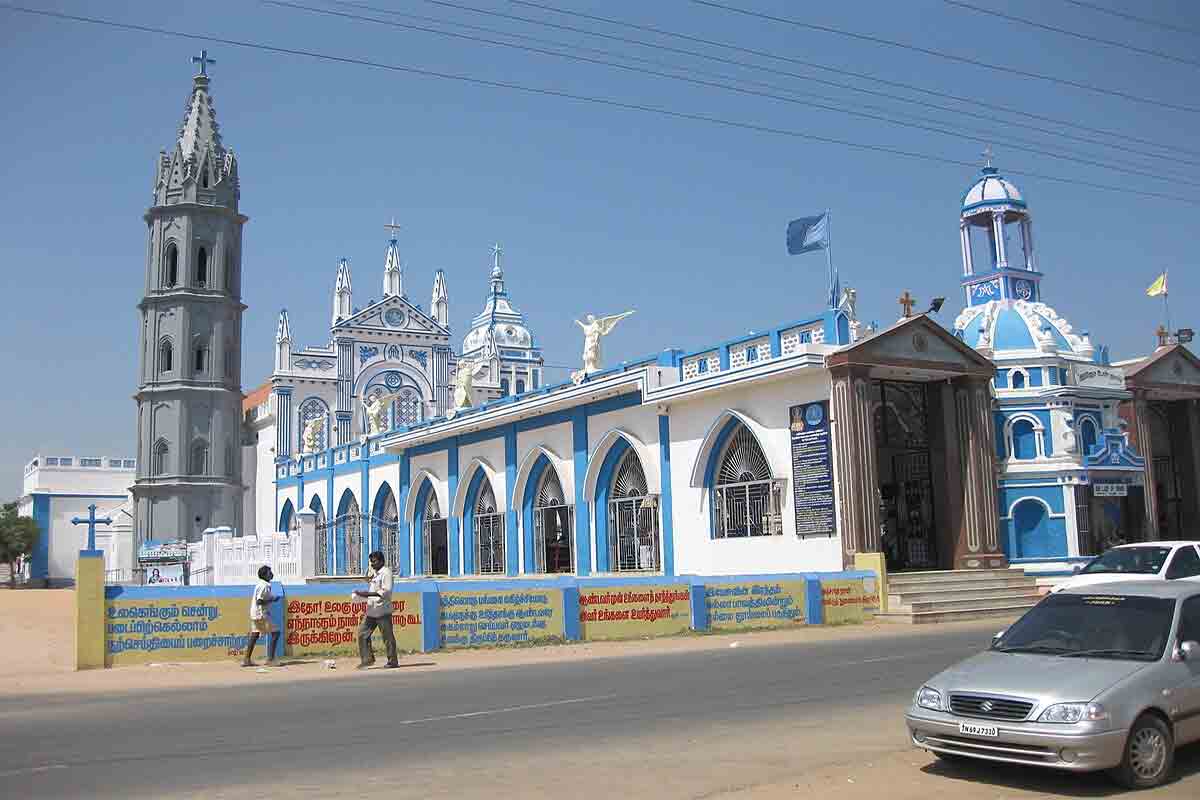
898, 290, 916, 319
192, 49, 216, 76
71, 504, 113, 552
384, 217, 402, 240
1156, 325, 1170, 347
491, 242, 503, 269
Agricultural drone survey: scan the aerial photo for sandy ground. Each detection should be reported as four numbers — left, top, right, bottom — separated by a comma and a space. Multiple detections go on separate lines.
0, 588, 1003, 699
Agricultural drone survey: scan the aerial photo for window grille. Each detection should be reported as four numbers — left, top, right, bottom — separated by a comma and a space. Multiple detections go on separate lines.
474, 479, 505, 575
533, 467, 574, 573
713, 425, 782, 538
335, 495, 362, 575
373, 491, 400, 570
422, 490, 444, 575
607, 449, 660, 571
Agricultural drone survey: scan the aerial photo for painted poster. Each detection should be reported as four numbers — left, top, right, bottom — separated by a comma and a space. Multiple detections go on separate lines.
144, 564, 185, 586
821, 579, 874, 625
439, 589, 564, 648
578, 584, 691, 640
789, 401, 836, 537
285, 592, 422, 657
106, 594, 249, 666
705, 579, 809, 631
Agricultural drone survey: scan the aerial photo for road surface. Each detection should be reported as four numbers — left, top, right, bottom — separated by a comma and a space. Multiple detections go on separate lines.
1, 621, 1196, 799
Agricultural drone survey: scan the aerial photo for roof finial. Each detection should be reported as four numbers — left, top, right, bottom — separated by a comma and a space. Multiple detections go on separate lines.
192, 49, 216, 77
492, 242, 503, 271
982, 143, 994, 169
385, 216, 402, 242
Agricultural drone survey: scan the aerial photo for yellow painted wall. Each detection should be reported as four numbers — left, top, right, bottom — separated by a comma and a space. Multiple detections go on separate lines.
705, 579, 809, 631
75, 555, 106, 670
105, 596, 251, 666
578, 584, 692, 641
821, 578, 874, 625
286, 593, 422, 657
439, 589, 564, 648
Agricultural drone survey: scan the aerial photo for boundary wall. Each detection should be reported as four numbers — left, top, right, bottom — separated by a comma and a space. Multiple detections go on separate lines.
78, 553, 877, 669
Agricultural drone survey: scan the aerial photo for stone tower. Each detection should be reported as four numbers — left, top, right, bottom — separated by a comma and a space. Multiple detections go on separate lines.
132, 53, 247, 544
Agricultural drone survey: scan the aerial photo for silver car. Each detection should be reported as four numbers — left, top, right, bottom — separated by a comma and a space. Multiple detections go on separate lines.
905, 581, 1200, 789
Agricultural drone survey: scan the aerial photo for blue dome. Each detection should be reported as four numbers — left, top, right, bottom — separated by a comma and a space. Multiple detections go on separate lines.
962, 167, 1026, 214
952, 300, 1090, 357
994, 308, 1035, 350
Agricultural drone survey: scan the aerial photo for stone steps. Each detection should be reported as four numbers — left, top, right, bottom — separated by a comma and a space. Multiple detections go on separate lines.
879, 568, 1042, 624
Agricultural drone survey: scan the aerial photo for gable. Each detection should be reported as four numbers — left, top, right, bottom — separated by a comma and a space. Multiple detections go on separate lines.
828, 316, 994, 377
1137, 349, 1200, 388
334, 295, 447, 336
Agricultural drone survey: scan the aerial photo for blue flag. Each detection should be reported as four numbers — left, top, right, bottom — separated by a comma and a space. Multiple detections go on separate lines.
787, 212, 829, 255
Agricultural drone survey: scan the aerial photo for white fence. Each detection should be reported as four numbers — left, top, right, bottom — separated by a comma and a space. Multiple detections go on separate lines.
186, 526, 305, 586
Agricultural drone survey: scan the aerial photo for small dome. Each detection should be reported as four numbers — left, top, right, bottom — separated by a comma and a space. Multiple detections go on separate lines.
953, 300, 1089, 357
962, 167, 1025, 214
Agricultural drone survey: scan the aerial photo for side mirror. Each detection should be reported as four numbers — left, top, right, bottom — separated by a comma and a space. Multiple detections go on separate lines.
991, 629, 1006, 646
1173, 641, 1199, 662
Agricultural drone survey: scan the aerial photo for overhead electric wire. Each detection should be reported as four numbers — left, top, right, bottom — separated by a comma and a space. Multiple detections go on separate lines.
274, 0, 1191, 183
1, 3, 1196, 206
500, 0, 1200, 162
691, 0, 1200, 115
1058, 0, 1200, 39
942, 0, 1200, 68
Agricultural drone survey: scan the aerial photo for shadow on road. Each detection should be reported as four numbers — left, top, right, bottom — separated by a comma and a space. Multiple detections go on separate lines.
920, 741, 1200, 796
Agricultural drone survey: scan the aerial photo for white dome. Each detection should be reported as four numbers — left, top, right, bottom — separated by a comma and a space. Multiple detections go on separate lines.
953, 300, 1092, 358
962, 167, 1025, 214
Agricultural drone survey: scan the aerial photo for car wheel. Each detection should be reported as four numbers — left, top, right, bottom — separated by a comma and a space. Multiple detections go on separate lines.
1110, 714, 1174, 789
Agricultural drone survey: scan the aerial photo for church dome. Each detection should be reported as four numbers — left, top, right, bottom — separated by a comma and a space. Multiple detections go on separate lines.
954, 300, 1092, 358
460, 245, 539, 358
962, 166, 1025, 214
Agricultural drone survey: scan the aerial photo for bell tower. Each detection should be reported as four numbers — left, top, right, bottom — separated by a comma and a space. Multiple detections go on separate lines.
132, 51, 248, 543
959, 151, 1040, 309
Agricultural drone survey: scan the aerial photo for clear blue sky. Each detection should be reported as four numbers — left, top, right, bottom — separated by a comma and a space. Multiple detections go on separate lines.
2, 0, 1196, 498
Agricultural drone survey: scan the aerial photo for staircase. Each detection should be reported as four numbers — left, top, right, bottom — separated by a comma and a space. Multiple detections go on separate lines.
876, 569, 1043, 624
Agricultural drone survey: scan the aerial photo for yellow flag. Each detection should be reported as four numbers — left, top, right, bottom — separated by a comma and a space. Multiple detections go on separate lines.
1146, 273, 1168, 297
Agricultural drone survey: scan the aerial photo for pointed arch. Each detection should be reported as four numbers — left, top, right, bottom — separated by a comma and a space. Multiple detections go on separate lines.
371, 482, 400, 572
308, 494, 325, 526
521, 452, 574, 574
710, 421, 783, 539
163, 242, 179, 287
412, 474, 448, 576
689, 410, 772, 488
452, 457, 503, 520
278, 498, 296, 533
158, 337, 174, 375
596, 443, 660, 572
583, 428, 656, 507
511, 445, 570, 524
335, 488, 363, 575
189, 439, 209, 475
403, 468, 446, 530
152, 438, 170, 476
457, 459, 504, 575
196, 246, 209, 287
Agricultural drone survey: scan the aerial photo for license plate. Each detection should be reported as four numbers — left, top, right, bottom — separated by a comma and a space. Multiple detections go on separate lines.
959, 722, 999, 738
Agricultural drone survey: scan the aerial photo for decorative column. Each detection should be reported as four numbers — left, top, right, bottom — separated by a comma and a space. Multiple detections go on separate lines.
1021, 218, 1036, 271
1130, 391, 1160, 540
953, 377, 1006, 568
992, 211, 1008, 269
274, 387, 293, 459
959, 221, 973, 276
830, 367, 881, 567
335, 337, 353, 444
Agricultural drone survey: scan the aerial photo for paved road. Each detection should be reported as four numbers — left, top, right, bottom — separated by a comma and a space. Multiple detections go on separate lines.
1, 624, 1197, 799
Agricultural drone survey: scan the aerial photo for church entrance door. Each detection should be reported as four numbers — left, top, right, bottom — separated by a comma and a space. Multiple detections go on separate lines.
426, 519, 449, 576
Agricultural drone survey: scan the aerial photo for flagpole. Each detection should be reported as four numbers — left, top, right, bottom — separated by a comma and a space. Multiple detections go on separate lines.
825, 208, 836, 308
1164, 269, 1172, 337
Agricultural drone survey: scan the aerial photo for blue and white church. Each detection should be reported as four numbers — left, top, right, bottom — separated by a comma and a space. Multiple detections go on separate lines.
951, 163, 1147, 573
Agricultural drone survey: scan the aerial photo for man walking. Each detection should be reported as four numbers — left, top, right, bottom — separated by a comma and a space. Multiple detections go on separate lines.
243, 565, 281, 667
354, 550, 399, 669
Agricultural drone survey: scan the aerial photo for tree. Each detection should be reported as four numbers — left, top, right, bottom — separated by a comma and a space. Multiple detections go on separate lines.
0, 501, 39, 586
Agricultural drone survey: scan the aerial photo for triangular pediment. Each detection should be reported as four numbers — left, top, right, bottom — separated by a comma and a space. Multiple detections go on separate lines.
1127, 345, 1200, 389
333, 295, 448, 336
827, 315, 995, 378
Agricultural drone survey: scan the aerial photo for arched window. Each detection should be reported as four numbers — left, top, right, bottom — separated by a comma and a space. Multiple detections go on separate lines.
194, 344, 209, 374
152, 439, 170, 476
500, 377, 511, 396
335, 491, 362, 575
196, 246, 208, 287
1080, 417, 1099, 456
158, 339, 174, 374
298, 398, 329, 453
419, 485, 448, 576
224, 252, 233, 293
472, 474, 504, 575
533, 464, 573, 573
713, 423, 781, 538
1011, 419, 1038, 460
608, 448, 660, 572
201, 169, 209, 189
164, 243, 178, 287
278, 499, 296, 533
1011, 370, 1027, 390
311, 495, 330, 574
372, 486, 400, 570
224, 443, 234, 476
516, 379, 526, 395
190, 440, 208, 475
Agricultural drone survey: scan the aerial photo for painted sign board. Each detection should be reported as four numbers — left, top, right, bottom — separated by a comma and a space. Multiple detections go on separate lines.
105, 594, 249, 666
1072, 365, 1125, 389
438, 589, 564, 648
145, 564, 184, 586
286, 591, 422, 657
704, 579, 809, 631
789, 401, 837, 537
821, 578, 874, 625
1093, 483, 1129, 497
578, 584, 691, 640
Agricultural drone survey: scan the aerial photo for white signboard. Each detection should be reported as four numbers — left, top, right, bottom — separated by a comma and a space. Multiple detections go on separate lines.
1093, 483, 1128, 497
1072, 365, 1125, 389
145, 563, 185, 585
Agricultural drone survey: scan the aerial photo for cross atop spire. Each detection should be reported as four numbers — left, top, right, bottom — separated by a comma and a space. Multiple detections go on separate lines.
981, 144, 994, 169
491, 242, 503, 273
192, 49, 216, 77
385, 217, 402, 241
898, 290, 916, 319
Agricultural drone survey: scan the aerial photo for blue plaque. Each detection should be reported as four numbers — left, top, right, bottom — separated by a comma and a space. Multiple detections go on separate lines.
789, 401, 836, 537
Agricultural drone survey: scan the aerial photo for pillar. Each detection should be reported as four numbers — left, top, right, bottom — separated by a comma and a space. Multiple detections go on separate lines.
992, 211, 1008, 269
952, 377, 1006, 568
959, 222, 973, 276
296, 509, 318, 578
75, 550, 106, 670
1130, 392, 1160, 540
274, 387, 293, 460
830, 367, 881, 568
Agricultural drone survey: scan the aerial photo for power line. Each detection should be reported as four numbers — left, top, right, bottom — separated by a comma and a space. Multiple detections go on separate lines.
943, 0, 1200, 68
501, 0, 1200, 161
1, 3, 1196, 206
1058, 0, 1200, 39
273, 0, 1191, 183
691, 0, 1200, 115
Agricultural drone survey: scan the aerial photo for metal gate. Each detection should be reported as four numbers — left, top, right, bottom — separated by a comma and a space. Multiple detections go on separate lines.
533, 467, 573, 573
316, 517, 332, 576
331, 513, 363, 575
474, 481, 504, 575
607, 449, 659, 572
421, 490, 441, 575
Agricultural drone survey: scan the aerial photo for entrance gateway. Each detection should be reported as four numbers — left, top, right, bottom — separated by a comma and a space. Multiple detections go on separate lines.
827, 315, 1006, 571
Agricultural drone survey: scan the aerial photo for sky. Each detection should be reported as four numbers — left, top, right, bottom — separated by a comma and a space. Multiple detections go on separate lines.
1, 0, 1197, 498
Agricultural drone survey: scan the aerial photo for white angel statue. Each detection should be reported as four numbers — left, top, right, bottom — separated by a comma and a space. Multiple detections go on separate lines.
449, 358, 490, 417
571, 311, 634, 385
364, 392, 398, 436
301, 417, 324, 454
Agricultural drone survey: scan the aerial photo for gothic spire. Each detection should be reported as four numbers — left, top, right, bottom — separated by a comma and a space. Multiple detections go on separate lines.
276, 308, 291, 343
155, 51, 238, 208
383, 218, 403, 297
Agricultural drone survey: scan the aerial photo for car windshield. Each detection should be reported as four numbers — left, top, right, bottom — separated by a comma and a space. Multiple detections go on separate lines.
1079, 547, 1172, 575
993, 593, 1175, 661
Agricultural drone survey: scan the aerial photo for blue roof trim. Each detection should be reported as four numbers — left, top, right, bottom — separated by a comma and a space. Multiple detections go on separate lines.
1034, 313, 1073, 352
994, 308, 1036, 350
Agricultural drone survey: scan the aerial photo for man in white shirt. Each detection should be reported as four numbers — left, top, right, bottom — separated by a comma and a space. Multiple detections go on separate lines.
353, 550, 399, 668
243, 565, 281, 667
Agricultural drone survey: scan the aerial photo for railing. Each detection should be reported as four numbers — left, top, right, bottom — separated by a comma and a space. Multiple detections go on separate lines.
187, 529, 304, 585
